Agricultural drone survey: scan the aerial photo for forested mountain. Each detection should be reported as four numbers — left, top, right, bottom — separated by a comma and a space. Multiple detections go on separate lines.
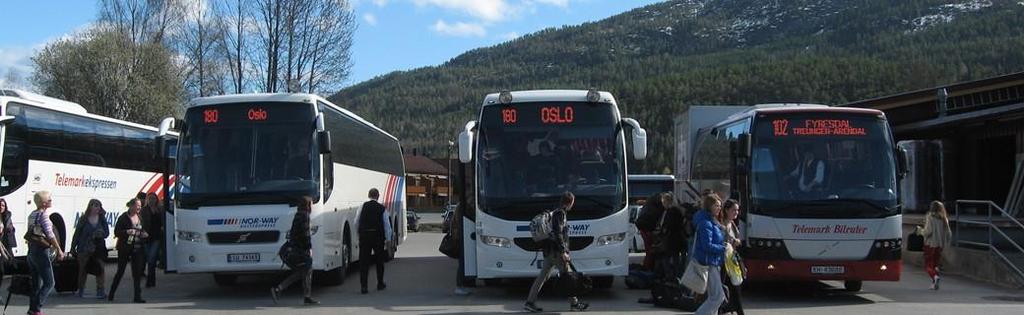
330, 0, 1024, 173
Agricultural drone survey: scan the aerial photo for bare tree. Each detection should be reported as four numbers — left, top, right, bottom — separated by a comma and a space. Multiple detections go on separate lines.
218, 0, 249, 93
252, 0, 354, 94
3, 67, 27, 90
253, 0, 284, 92
179, 0, 227, 97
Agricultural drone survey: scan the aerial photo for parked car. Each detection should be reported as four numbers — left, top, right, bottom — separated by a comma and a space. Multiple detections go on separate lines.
407, 210, 422, 232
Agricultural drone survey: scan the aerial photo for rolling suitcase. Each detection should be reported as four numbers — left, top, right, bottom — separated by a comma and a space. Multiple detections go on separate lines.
53, 258, 80, 293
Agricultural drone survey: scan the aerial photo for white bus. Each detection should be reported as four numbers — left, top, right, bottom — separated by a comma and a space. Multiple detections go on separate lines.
687, 104, 905, 291
162, 93, 406, 286
0, 89, 171, 259
455, 90, 647, 288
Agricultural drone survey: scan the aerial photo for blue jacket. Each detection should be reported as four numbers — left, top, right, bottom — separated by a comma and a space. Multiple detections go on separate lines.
690, 209, 726, 267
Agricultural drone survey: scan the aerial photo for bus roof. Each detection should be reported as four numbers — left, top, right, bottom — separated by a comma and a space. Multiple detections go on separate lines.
628, 174, 675, 181
187, 93, 399, 142
481, 90, 618, 107
1, 89, 163, 132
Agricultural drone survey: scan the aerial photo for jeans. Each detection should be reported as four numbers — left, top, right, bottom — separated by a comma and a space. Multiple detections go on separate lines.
526, 251, 578, 305
109, 246, 145, 301
27, 247, 55, 313
695, 265, 725, 315
145, 242, 160, 286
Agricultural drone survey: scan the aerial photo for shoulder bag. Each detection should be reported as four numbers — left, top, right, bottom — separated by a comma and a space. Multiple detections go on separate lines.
680, 258, 709, 294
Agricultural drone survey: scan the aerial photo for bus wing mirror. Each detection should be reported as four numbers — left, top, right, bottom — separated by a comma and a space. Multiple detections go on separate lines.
897, 147, 908, 179
0, 115, 15, 126
318, 131, 332, 154
622, 118, 647, 160
458, 121, 477, 163
737, 133, 752, 159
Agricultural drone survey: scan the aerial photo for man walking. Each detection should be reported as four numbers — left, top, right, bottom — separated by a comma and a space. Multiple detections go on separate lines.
358, 188, 392, 294
524, 192, 589, 313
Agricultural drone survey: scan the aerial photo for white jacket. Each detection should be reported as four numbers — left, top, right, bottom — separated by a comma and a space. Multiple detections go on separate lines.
922, 212, 951, 248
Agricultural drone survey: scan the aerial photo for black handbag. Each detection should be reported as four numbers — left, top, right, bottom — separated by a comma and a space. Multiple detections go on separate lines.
438, 233, 459, 259
278, 240, 310, 269
907, 231, 924, 252
648, 210, 671, 255
560, 261, 593, 296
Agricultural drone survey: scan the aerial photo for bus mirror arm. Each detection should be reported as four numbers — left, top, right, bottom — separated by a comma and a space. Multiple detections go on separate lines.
0, 115, 15, 126
896, 147, 908, 179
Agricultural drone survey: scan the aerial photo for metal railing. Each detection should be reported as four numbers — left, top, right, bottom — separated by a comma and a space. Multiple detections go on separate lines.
954, 200, 1024, 282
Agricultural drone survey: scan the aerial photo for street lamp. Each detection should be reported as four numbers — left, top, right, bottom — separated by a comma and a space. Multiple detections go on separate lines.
447, 139, 454, 208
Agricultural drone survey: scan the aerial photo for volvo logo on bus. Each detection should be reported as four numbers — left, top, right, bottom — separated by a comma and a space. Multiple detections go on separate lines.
236, 232, 252, 243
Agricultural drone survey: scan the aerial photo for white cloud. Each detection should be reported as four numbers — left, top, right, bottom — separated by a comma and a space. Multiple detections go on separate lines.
364, 13, 379, 26
414, 0, 513, 23
499, 32, 520, 41
373, 0, 388, 6
532, 0, 569, 8
432, 20, 487, 37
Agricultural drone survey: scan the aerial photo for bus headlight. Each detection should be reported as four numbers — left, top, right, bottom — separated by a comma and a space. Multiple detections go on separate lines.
596, 232, 627, 246
480, 235, 511, 248
177, 230, 202, 242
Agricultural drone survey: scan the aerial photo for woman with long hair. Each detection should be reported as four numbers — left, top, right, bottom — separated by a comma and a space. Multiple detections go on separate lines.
70, 199, 110, 298
922, 200, 952, 290
693, 194, 726, 315
718, 199, 745, 315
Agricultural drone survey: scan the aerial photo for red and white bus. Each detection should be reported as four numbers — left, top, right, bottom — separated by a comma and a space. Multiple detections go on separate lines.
687, 104, 905, 291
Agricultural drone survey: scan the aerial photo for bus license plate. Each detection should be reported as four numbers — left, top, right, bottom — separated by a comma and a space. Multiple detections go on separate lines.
227, 253, 261, 263
811, 266, 845, 275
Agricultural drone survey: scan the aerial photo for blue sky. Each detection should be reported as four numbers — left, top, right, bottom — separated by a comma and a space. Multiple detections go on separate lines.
0, 0, 663, 88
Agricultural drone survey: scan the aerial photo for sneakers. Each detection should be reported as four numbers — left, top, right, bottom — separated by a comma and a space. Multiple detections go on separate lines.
570, 301, 589, 312
377, 282, 387, 291
270, 287, 280, 305
96, 289, 107, 300
303, 297, 320, 305
934, 276, 941, 290
524, 302, 543, 313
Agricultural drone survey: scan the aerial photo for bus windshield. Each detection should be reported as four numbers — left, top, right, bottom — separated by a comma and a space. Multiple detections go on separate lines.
176, 102, 317, 208
750, 113, 898, 218
476, 102, 625, 221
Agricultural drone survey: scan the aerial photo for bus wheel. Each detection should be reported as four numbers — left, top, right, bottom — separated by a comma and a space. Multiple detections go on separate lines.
844, 280, 862, 292
593, 276, 614, 289
213, 274, 237, 286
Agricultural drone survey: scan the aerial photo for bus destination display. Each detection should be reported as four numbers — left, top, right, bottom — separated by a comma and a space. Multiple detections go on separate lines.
772, 119, 867, 137
502, 106, 575, 125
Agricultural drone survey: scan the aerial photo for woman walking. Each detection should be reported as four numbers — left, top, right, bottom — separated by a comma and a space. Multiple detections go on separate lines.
693, 194, 726, 315
25, 191, 66, 315
922, 200, 952, 290
108, 198, 148, 303
70, 199, 110, 298
719, 199, 744, 315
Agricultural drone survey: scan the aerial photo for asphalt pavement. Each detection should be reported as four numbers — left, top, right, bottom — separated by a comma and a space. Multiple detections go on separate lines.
8, 232, 1022, 315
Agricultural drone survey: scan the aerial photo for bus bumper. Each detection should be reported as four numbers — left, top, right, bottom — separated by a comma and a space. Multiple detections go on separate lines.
745, 259, 901, 281
475, 242, 629, 279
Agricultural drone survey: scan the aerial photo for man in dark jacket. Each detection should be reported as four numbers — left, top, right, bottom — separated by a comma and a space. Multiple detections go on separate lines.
358, 188, 392, 294
634, 192, 665, 270
524, 192, 588, 313
271, 196, 318, 305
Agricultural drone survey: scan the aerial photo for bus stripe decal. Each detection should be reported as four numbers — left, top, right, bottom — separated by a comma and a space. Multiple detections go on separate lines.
384, 175, 396, 212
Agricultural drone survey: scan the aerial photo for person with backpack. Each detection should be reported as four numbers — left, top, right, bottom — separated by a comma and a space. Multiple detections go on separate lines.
25, 191, 66, 315
70, 199, 109, 299
634, 192, 666, 270
524, 192, 589, 313
271, 196, 318, 305
358, 188, 392, 295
